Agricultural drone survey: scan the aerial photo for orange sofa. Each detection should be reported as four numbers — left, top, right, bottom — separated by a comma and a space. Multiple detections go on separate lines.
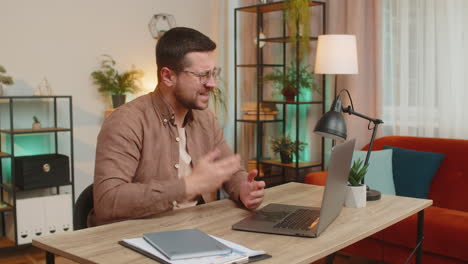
305, 136, 468, 264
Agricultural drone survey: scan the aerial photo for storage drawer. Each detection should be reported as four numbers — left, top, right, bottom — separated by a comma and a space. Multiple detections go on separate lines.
14, 154, 70, 190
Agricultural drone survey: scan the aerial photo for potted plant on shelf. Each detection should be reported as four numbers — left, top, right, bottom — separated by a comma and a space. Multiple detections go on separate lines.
270, 135, 307, 164
263, 61, 315, 102
345, 159, 369, 208
32, 116, 41, 130
0, 65, 14, 96
91, 55, 144, 108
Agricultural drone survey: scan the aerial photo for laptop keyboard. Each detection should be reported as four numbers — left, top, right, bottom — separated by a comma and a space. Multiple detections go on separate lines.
273, 209, 319, 230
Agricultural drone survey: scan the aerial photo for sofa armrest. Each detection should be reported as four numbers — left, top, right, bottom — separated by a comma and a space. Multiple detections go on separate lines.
304, 171, 328, 186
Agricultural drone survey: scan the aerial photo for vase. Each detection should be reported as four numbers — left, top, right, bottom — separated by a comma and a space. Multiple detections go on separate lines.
344, 184, 367, 208
111, 95, 126, 108
32, 122, 41, 130
280, 152, 292, 164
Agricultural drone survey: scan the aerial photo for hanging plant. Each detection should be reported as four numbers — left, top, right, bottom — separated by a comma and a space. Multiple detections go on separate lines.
285, 0, 311, 58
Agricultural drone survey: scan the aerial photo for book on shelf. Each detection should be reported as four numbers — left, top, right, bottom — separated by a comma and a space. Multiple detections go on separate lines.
241, 102, 278, 112
242, 114, 275, 121
119, 231, 270, 264
243, 110, 279, 116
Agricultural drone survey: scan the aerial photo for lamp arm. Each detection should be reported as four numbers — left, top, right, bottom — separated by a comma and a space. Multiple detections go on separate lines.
341, 106, 384, 166
342, 106, 383, 125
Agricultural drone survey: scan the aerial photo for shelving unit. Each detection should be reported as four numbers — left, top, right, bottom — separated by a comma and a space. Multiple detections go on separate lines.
234, 1, 326, 187
0, 96, 75, 249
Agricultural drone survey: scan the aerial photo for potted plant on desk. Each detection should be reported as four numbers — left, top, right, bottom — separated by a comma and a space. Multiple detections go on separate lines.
345, 159, 369, 208
270, 135, 307, 164
91, 55, 143, 108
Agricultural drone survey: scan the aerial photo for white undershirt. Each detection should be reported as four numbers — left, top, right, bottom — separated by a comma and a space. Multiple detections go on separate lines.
173, 127, 198, 209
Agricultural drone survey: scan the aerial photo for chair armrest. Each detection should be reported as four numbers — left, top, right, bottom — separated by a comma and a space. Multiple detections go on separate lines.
304, 171, 328, 186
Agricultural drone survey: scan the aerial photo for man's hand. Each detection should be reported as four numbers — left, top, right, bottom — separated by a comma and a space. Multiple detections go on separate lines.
240, 170, 265, 210
185, 149, 241, 198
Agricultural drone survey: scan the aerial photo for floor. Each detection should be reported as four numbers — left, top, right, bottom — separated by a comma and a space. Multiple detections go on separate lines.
0, 246, 381, 264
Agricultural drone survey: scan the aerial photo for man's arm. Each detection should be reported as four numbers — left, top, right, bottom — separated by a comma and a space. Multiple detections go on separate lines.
210, 113, 247, 202
210, 112, 265, 209
93, 111, 186, 224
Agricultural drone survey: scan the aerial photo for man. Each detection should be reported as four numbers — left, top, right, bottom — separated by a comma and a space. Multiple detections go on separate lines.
89, 27, 265, 226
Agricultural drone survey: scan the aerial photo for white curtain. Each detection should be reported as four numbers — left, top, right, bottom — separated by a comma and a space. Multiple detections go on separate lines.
381, 0, 468, 139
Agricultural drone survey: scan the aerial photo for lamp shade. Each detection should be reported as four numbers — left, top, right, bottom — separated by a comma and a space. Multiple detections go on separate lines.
314, 35, 359, 74
314, 96, 347, 141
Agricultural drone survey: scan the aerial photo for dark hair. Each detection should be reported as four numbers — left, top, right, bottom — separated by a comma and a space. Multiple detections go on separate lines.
156, 27, 216, 75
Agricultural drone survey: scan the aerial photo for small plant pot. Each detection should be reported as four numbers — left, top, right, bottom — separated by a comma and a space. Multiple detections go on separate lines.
345, 184, 367, 208
280, 152, 292, 164
111, 95, 126, 108
282, 88, 297, 102
32, 122, 41, 130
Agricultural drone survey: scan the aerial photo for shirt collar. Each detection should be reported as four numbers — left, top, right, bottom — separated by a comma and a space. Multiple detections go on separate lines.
151, 88, 194, 127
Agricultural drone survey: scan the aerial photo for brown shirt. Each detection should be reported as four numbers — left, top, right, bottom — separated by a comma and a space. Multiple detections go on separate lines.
89, 89, 246, 226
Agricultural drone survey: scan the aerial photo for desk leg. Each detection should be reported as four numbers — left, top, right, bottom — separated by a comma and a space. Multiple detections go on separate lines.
415, 210, 424, 264
46, 251, 55, 264
325, 253, 335, 264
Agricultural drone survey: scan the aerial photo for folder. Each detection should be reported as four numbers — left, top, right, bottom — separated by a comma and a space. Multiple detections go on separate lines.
143, 229, 231, 260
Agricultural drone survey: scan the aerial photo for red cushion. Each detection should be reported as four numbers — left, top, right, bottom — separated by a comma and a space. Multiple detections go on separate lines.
304, 171, 328, 186
380, 241, 466, 264
382, 206, 468, 262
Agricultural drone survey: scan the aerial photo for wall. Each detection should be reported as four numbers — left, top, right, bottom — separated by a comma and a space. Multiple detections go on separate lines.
0, 0, 224, 198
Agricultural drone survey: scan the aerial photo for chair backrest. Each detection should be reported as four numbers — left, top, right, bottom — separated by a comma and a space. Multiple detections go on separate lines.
73, 184, 94, 230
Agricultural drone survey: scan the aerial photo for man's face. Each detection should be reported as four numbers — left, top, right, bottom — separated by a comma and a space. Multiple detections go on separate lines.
173, 51, 217, 110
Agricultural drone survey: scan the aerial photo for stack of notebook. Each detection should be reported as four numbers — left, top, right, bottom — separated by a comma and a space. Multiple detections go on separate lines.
241, 102, 279, 121
119, 228, 270, 264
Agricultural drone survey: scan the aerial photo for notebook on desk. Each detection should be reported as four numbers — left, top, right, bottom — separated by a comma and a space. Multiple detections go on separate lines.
232, 139, 355, 238
143, 228, 231, 260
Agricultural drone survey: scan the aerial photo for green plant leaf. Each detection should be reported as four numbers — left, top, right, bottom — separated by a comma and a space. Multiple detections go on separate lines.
91, 55, 143, 96
348, 158, 369, 186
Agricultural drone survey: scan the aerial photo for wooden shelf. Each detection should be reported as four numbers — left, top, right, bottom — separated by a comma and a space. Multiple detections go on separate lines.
261, 160, 321, 169
0, 236, 15, 248
105, 109, 115, 118
0, 127, 70, 134
0, 202, 14, 213
262, 100, 324, 105
237, 1, 323, 13
0, 152, 10, 158
260, 36, 318, 42
236, 119, 283, 123
236, 64, 284, 68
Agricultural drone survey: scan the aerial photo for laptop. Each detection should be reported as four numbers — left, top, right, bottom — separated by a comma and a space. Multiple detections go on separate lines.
232, 139, 355, 238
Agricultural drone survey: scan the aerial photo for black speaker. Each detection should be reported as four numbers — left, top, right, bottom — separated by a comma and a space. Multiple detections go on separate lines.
14, 154, 70, 190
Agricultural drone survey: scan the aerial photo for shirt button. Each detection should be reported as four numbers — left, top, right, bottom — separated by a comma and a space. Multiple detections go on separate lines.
174, 164, 179, 169
175, 137, 180, 142
163, 118, 168, 123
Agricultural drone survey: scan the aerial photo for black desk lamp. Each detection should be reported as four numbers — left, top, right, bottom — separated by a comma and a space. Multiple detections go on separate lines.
314, 35, 383, 201
314, 89, 383, 201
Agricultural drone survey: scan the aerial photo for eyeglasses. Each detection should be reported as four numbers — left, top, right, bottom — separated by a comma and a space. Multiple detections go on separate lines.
181, 67, 221, 85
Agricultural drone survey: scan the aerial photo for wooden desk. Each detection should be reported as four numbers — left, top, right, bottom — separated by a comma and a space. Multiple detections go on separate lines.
32, 183, 432, 264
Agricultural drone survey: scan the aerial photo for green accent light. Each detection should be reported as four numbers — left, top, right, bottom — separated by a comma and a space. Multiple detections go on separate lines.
2, 134, 54, 183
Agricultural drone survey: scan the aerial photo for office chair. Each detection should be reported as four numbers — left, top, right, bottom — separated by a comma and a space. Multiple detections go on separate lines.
73, 184, 94, 230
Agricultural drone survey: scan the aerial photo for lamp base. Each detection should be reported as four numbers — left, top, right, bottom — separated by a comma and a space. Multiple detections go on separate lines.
366, 188, 381, 201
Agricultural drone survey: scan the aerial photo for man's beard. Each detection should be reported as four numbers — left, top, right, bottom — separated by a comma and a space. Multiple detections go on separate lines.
174, 88, 208, 110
